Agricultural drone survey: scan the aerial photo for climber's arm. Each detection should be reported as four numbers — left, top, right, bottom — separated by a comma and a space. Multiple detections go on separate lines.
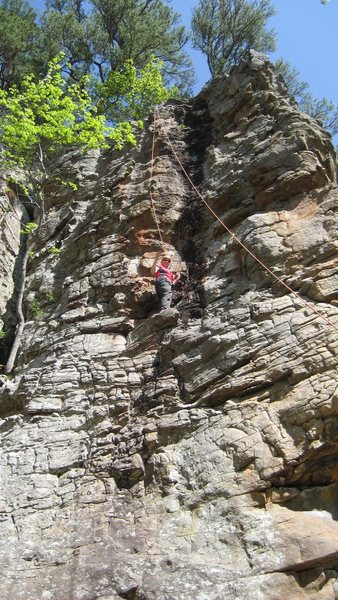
150, 252, 161, 276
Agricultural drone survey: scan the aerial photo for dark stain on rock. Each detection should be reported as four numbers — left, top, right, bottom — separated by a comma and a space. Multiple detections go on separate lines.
169, 99, 214, 319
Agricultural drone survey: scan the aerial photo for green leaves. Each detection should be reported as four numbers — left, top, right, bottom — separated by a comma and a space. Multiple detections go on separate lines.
98, 57, 178, 124
0, 54, 110, 168
0, 0, 38, 89
35, 0, 193, 92
192, 0, 276, 77
20, 221, 38, 235
0, 0, 194, 95
0, 53, 175, 170
48, 245, 61, 256
275, 59, 338, 137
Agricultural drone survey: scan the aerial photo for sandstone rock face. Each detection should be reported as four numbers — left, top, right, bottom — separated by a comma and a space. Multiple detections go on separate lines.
1, 53, 338, 599
0, 177, 28, 363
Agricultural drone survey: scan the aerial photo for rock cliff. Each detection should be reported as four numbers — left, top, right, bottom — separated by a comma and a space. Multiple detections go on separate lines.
1, 52, 338, 600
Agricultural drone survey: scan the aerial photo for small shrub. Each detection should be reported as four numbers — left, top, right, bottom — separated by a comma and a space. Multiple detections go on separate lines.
30, 299, 44, 318
44, 291, 55, 304
30, 289, 56, 319
48, 245, 61, 256
21, 221, 38, 236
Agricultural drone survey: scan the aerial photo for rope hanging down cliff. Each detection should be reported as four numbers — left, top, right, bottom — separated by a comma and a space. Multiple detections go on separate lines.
149, 116, 164, 247
150, 107, 338, 334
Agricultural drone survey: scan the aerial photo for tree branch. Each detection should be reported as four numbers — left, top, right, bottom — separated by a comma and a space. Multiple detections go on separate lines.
4, 238, 33, 374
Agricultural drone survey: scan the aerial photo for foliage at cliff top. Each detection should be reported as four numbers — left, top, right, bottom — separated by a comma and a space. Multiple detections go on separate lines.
0, 54, 175, 173
192, 0, 276, 77
0, 0, 193, 93
275, 58, 338, 137
98, 58, 178, 123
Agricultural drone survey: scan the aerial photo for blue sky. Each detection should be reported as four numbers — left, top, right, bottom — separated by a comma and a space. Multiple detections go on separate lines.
29, 0, 338, 114
170, 0, 338, 108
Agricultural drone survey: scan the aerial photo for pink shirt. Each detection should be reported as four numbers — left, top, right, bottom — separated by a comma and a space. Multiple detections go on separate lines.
155, 263, 174, 283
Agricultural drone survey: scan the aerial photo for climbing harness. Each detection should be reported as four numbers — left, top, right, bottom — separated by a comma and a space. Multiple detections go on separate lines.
150, 107, 338, 334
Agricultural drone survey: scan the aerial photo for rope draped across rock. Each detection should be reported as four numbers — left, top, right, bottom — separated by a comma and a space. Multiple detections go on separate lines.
150, 106, 338, 334
149, 115, 164, 247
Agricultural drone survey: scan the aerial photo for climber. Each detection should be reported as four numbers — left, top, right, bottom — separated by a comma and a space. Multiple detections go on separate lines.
151, 251, 180, 310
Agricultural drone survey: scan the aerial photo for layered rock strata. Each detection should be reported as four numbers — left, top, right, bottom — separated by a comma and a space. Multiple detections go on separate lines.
1, 52, 338, 599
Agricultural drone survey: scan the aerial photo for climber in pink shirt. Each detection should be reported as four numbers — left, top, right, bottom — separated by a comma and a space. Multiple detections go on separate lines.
151, 252, 180, 310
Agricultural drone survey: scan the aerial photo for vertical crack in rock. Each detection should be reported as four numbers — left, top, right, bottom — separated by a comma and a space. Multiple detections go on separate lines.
0, 180, 33, 367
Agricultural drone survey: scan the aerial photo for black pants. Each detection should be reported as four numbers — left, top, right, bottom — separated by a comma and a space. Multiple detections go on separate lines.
155, 278, 172, 309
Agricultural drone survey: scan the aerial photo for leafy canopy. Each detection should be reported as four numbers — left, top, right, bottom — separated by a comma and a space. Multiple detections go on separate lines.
0, 48, 176, 375
0, 0, 38, 89
0, 53, 174, 174
0, 0, 194, 93
275, 58, 338, 137
84, 0, 193, 90
98, 57, 178, 123
192, 0, 276, 77
0, 55, 110, 167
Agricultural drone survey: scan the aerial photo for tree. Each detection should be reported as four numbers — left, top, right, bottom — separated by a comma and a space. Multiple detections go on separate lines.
0, 53, 174, 173
0, 0, 194, 93
0, 55, 111, 183
37, 0, 194, 92
97, 56, 178, 122
299, 95, 338, 136
191, 0, 276, 77
274, 58, 308, 100
0, 54, 174, 372
0, 55, 109, 373
0, 0, 38, 88
275, 58, 338, 137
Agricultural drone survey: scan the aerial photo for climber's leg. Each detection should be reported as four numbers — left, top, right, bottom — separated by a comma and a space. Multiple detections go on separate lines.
155, 279, 172, 310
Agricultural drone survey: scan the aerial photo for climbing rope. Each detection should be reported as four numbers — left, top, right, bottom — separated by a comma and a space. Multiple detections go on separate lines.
149, 114, 164, 247
151, 107, 338, 334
